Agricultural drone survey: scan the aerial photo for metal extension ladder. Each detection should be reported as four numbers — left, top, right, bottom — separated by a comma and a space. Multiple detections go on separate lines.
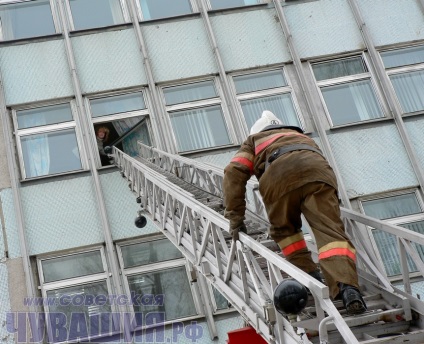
112, 143, 424, 344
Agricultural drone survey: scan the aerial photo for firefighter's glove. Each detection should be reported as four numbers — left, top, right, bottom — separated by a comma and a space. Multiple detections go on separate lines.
230, 223, 247, 241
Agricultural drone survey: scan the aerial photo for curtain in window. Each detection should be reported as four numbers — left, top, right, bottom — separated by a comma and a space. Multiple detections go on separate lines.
390, 71, 424, 113
350, 81, 383, 121
312, 57, 366, 81
240, 94, 300, 129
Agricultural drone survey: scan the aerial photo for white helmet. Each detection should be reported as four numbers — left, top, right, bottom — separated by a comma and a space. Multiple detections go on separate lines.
250, 110, 282, 135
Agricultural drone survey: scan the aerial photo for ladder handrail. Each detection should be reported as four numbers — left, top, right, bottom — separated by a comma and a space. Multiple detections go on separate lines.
113, 146, 363, 344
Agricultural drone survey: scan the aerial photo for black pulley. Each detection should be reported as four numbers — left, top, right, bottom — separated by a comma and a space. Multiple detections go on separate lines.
273, 279, 308, 315
135, 215, 147, 228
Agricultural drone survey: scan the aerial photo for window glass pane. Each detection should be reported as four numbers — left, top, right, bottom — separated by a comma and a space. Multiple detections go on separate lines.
128, 266, 197, 323
164, 81, 217, 105
240, 94, 301, 129
312, 57, 367, 81
209, 0, 257, 10
21, 129, 82, 178
381, 46, 424, 69
362, 194, 421, 220
121, 239, 183, 268
212, 286, 230, 310
42, 251, 104, 283
233, 70, 287, 94
390, 71, 424, 113
95, 116, 150, 165
321, 80, 383, 126
90, 93, 146, 118
46, 281, 114, 342
140, 0, 192, 20
170, 105, 230, 151
17, 104, 73, 129
373, 221, 424, 276
0, 0, 55, 40
69, 0, 124, 30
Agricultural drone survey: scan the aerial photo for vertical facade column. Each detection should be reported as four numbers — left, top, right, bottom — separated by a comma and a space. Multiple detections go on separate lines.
55, 0, 131, 338
347, 0, 424, 193
197, 0, 246, 140
125, 0, 174, 153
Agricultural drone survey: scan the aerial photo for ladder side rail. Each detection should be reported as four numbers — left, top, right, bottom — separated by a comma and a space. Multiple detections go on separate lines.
116, 148, 361, 343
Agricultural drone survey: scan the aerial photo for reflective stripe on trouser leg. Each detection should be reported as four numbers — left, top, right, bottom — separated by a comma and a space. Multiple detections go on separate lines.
300, 182, 360, 298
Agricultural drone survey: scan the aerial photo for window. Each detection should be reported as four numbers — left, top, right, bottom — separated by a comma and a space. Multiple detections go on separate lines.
381, 45, 424, 114
13, 102, 84, 179
361, 192, 424, 277
118, 238, 198, 325
37, 249, 116, 343
0, 0, 56, 41
232, 69, 303, 132
209, 0, 258, 10
67, 0, 127, 31
312, 56, 384, 126
87, 91, 152, 167
137, 0, 194, 20
163, 80, 231, 152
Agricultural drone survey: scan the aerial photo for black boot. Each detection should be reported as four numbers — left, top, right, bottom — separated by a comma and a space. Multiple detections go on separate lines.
309, 270, 324, 284
339, 283, 367, 315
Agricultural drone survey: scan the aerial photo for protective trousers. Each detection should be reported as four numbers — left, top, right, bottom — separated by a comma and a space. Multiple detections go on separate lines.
267, 181, 359, 298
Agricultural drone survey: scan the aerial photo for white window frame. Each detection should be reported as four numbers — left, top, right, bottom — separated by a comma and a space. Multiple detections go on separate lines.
230, 67, 306, 137
134, 0, 198, 21
37, 247, 116, 344
12, 99, 87, 180
380, 44, 424, 116
85, 89, 152, 167
310, 53, 386, 128
205, 0, 262, 11
116, 237, 203, 329
359, 189, 424, 281
0, 0, 61, 41
161, 77, 235, 153
62, 0, 130, 31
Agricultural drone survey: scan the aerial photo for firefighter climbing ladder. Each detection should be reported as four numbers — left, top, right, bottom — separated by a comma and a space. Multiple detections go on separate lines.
112, 142, 424, 344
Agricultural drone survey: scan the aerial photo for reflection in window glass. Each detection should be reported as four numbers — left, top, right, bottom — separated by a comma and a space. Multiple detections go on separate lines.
90, 93, 145, 118
46, 282, 114, 342
390, 70, 424, 113
362, 193, 421, 220
170, 106, 230, 151
312, 57, 367, 81
209, 0, 257, 10
140, 0, 192, 20
0, 0, 55, 40
128, 267, 197, 323
69, 0, 124, 30
17, 104, 73, 129
321, 80, 383, 126
21, 129, 82, 178
234, 70, 287, 94
42, 251, 104, 283
240, 94, 300, 129
381, 46, 424, 69
122, 240, 183, 268
164, 81, 217, 105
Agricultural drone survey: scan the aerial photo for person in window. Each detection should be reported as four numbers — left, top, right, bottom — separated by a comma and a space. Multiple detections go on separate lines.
96, 126, 112, 166
223, 110, 367, 315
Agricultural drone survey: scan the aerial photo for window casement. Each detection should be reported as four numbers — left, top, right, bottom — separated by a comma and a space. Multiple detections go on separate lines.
64, 0, 129, 31
117, 238, 199, 326
311, 55, 385, 127
37, 248, 117, 343
208, 0, 259, 10
162, 79, 232, 153
13, 101, 86, 180
380, 45, 424, 115
135, 0, 197, 21
0, 0, 59, 41
86, 90, 152, 167
360, 190, 424, 279
231, 68, 305, 135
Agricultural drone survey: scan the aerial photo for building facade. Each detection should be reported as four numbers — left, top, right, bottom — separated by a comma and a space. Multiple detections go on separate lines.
0, 0, 424, 343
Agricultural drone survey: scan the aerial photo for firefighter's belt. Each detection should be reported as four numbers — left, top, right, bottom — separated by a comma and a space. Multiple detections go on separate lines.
265, 144, 324, 169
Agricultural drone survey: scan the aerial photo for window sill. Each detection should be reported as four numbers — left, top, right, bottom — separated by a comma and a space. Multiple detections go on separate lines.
0, 33, 63, 47
328, 116, 394, 133
69, 22, 134, 38
20, 169, 91, 185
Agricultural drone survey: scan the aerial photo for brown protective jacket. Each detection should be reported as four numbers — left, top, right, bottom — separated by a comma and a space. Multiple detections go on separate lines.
223, 126, 338, 229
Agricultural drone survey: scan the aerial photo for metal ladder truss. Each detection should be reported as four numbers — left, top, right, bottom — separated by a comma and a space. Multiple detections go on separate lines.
111, 143, 424, 344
